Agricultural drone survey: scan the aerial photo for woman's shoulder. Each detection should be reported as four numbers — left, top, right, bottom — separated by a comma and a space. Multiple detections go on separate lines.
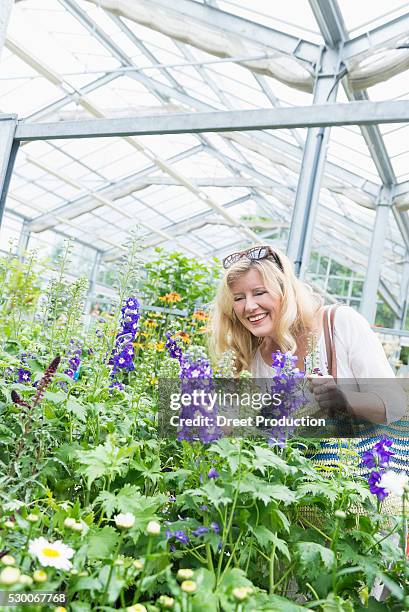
332, 304, 370, 332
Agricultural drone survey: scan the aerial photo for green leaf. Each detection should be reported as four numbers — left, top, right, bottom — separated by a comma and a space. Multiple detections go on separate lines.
87, 526, 118, 560
252, 446, 290, 475
44, 391, 67, 404
265, 595, 306, 611
252, 526, 291, 561
202, 480, 232, 508
296, 481, 338, 505
94, 491, 117, 518
66, 398, 87, 422
240, 476, 296, 505
296, 542, 335, 578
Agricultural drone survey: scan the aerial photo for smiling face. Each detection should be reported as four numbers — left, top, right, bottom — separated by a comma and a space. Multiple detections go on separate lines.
229, 268, 280, 338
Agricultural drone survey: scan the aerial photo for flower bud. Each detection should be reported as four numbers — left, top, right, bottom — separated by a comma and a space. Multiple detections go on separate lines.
158, 595, 174, 608
146, 520, 161, 536
1, 555, 16, 566
27, 513, 40, 523
0, 567, 21, 585
33, 569, 47, 583
334, 510, 347, 520
232, 586, 252, 601
181, 580, 197, 594
177, 568, 194, 581
71, 522, 83, 532
64, 517, 77, 529
133, 559, 144, 570
126, 605, 147, 612
114, 512, 135, 529
19, 574, 33, 585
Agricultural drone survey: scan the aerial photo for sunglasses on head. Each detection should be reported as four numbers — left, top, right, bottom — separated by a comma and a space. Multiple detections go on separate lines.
222, 245, 283, 271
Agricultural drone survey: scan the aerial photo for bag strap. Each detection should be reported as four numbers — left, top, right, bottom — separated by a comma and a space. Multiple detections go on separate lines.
322, 304, 340, 380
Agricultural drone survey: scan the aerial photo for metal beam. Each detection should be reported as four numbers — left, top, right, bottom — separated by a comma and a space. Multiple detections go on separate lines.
94, 0, 320, 65
0, 116, 19, 229
286, 46, 341, 276
360, 188, 393, 323
14, 100, 409, 141
344, 13, 409, 61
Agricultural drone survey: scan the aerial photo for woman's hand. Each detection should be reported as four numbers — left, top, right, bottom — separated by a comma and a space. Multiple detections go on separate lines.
307, 375, 352, 415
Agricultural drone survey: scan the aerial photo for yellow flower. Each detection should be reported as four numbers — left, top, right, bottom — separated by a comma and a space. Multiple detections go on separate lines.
55, 608, 67, 612
156, 341, 165, 351
192, 310, 208, 321
145, 319, 158, 328
176, 331, 190, 344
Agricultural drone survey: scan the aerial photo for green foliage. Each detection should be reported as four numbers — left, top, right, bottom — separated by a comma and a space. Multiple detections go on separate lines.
141, 247, 220, 309
0, 248, 407, 611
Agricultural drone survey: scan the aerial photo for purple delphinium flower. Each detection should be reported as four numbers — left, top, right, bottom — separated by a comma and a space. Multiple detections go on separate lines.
64, 339, 83, 380
361, 438, 394, 470
267, 350, 305, 444
17, 368, 31, 383
166, 336, 219, 443
368, 471, 389, 501
210, 522, 220, 534
207, 467, 220, 479
165, 332, 183, 362
192, 526, 209, 537
110, 297, 140, 377
174, 530, 189, 545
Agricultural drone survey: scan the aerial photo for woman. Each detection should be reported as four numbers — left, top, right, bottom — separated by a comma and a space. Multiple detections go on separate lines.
210, 245, 406, 429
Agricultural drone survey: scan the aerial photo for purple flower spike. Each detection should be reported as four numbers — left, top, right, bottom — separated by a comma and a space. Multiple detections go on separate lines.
174, 530, 189, 545
368, 471, 389, 501
207, 467, 220, 479
210, 522, 220, 534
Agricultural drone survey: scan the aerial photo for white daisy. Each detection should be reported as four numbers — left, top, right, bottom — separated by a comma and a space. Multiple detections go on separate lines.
29, 537, 74, 571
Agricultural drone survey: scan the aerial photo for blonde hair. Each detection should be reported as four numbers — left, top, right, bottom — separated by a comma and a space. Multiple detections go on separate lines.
209, 246, 322, 373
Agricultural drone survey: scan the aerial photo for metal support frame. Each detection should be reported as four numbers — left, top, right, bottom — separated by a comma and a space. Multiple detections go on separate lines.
14, 100, 409, 141
0, 116, 19, 229
18, 220, 31, 259
286, 46, 341, 276
360, 188, 393, 323
396, 258, 409, 329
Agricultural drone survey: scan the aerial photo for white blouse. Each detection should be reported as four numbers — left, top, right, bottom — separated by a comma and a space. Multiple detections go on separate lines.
251, 305, 406, 424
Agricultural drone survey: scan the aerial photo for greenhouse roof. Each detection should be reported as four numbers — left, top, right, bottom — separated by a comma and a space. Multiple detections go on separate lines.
1, 0, 409, 312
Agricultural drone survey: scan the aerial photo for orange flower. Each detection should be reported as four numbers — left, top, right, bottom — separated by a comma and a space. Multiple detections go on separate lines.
159, 292, 182, 304
176, 331, 190, 343
192, 310, 208, 321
